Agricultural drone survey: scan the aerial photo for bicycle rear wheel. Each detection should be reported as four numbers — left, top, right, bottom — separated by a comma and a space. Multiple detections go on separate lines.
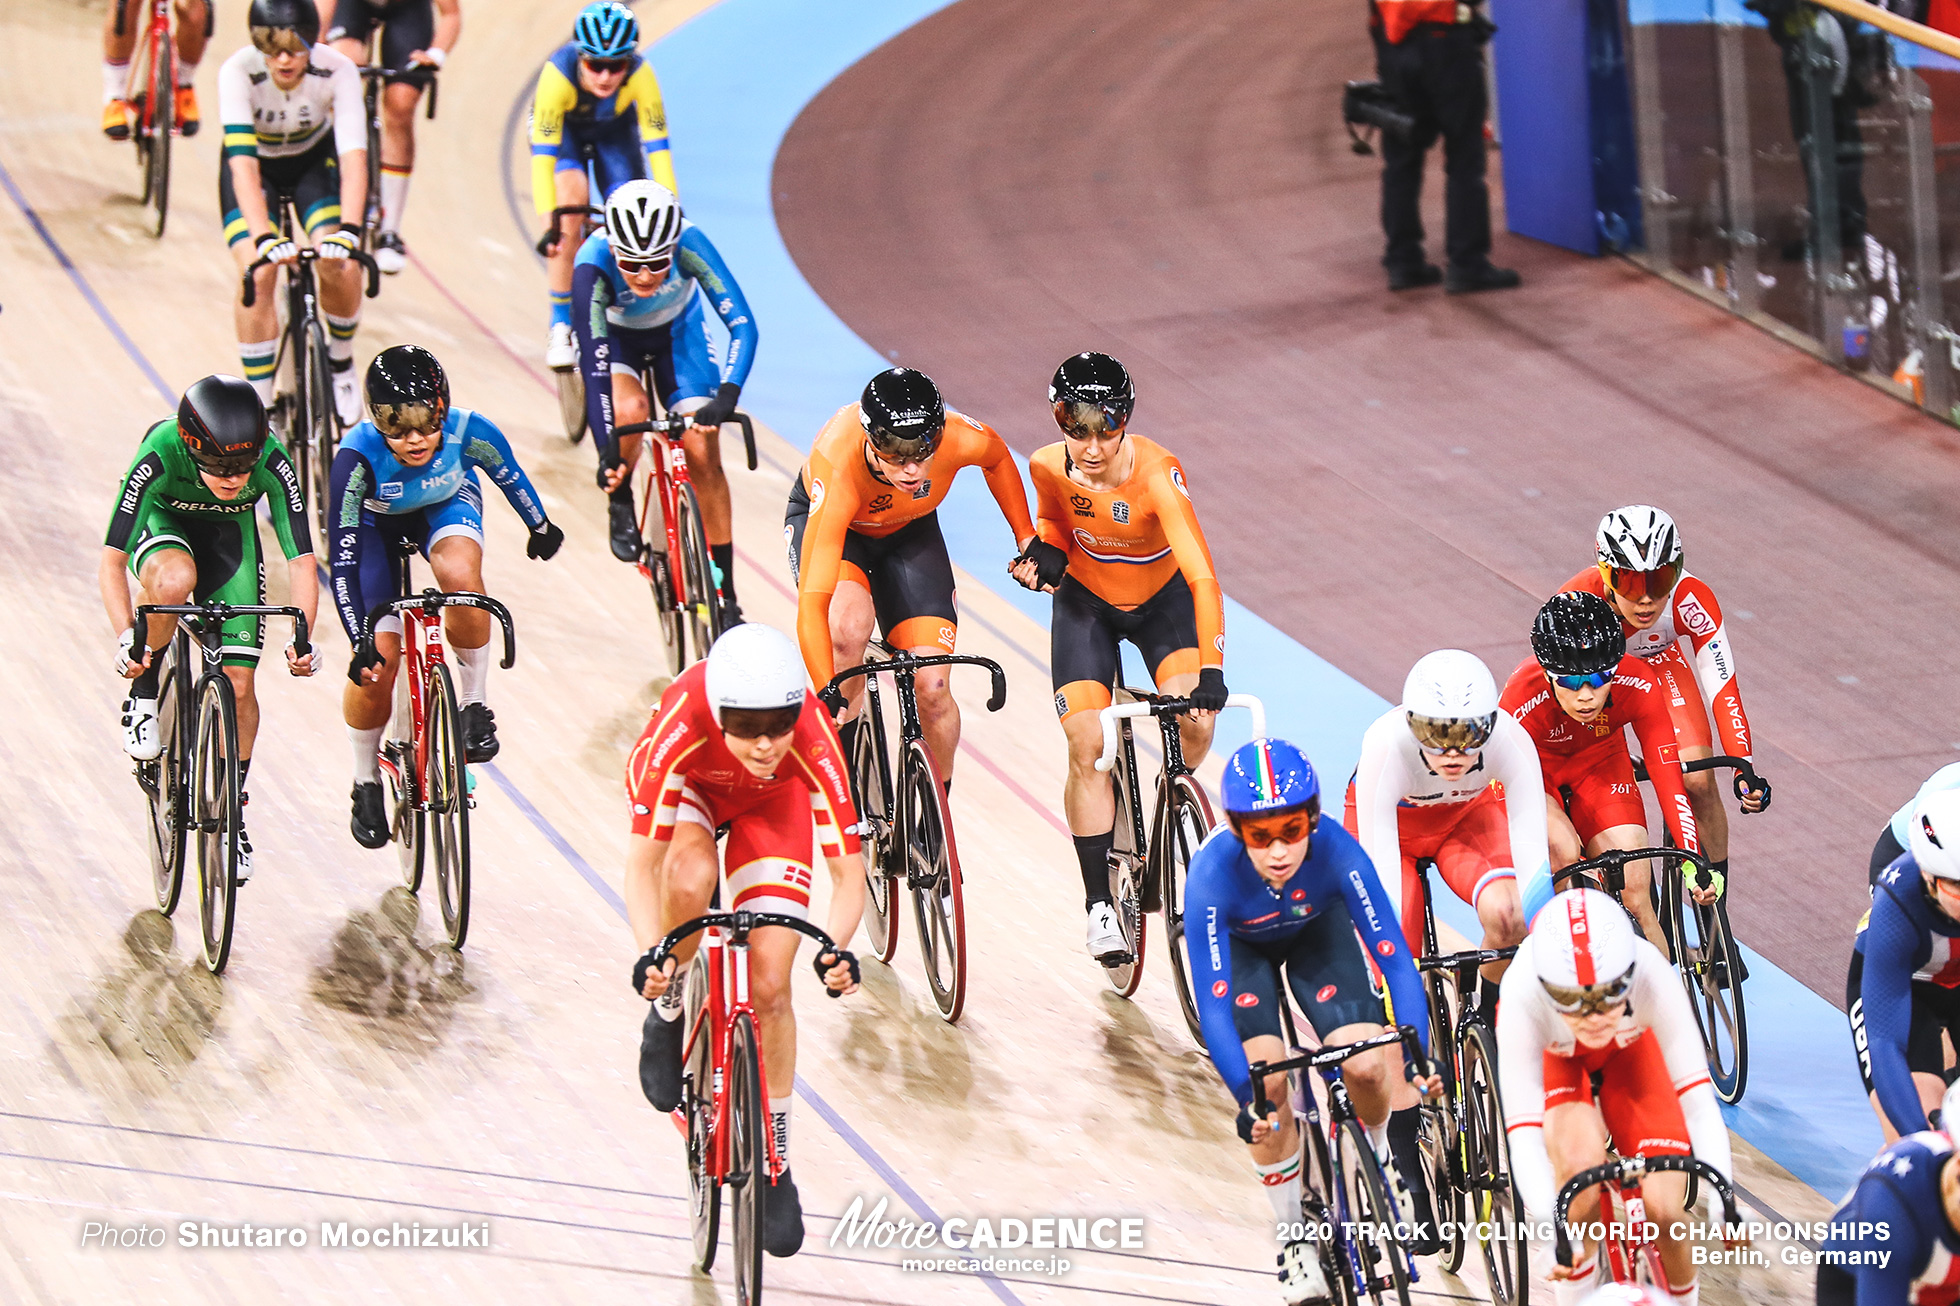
852, 683, 899, 964
1334, 1118, 1413, 1306
1161, 775, 1213, 1044
192, 673, 241, 974
683, 951, 721, 1270
1424, 973, 1466, 1273
556, 355, 587, 442
675, 482, 718, 655
145, 40, 173, 236
1663, 865, 1748, 1102
728, 1010, 766, 1306
1102, 760, 1146, 998
1461, 1021, 1528, 1306
143, 645, 188, 915
904, 739, 967, 1022
386, 652, 425, 891
427, 661, 471, 948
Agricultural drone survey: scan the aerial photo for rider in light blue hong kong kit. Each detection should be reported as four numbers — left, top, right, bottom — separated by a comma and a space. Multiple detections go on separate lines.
1184, 737, 1439, 1305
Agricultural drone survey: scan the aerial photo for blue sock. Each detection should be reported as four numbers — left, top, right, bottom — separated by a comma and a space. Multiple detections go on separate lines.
550, 291, 572, 329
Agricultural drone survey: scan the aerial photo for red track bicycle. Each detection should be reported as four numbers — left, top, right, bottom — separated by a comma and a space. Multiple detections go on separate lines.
353, 553, 514, 949
1553, 1154, 1740, 1290
650, 902, 847, 1306
612, 408, 756, 672
117, 0, 199, 236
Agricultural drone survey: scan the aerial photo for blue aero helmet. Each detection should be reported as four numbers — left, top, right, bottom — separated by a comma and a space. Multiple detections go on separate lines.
573, 1, 639, 59
1220, 738, 1320, 816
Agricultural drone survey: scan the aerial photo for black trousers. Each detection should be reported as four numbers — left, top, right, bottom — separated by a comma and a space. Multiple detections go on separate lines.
1374, 25, 1492, 273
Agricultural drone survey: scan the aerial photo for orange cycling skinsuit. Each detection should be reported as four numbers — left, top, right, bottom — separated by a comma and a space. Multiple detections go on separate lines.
1029, 436, 1224, 719
625, 659, 859, 918
784, 402, 1035, 685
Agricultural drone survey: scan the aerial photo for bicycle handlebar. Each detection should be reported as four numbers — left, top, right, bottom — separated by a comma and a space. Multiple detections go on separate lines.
1552, 845, 1702, 895
823, 647, 1008, 714
241, 245, 381, 307
1552, 1155, 1740, 1266
535, 204, 604, 256
1631, 752, 1771, 812
130, 603, 311, 660
1248, 1024, 1434, 1120
613, 409, 759, 472
356, 590, 517, 670
1418, 945, 1519, 973
1094, 692, 1266, 772
648, 911, 850, 999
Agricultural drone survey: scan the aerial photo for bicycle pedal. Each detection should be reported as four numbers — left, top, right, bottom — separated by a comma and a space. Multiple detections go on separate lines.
1096, 950, 1134, 969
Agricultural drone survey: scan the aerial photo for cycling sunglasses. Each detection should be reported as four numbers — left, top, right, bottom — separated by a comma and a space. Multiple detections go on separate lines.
1408, 712, 1495, 755
720, 706, 800, 741
1551, 668, 1614, 692
1053, 400, 1128, 439
372, 402, 445, 439
1237, 806, 1321, 851
1540, 965, 1635, 1015
1599, 559, 1683, 601
250, 26, 311, 56
617, 253, 673, 276
582, 56, 632, 75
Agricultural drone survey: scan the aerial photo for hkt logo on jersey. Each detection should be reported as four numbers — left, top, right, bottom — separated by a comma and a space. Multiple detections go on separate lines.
1235, 992, 1259, 1008
1677, 592, 1717, 638
1317, 984, 1338, 1002
1212, 980, 1229, 998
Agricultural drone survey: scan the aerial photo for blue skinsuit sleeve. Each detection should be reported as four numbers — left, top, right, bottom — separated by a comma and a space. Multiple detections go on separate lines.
1186, 841, 1256, 1107
1330, 828, 1431, 1058
327, 443, 373, 644
678, 228, 758, 389
1863, 882, 1934, 1136
459, 414, 550, 531
1845, 1176, 1927, 1304
1521, 864, 1556, 928
572, 256, 616, 447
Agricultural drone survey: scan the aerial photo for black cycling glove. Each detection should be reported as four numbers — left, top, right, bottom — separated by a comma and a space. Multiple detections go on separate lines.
691, 382, 742, 430
1735, 770, 1772, 811
1014, 538, 1069, 590
1235, 1100, 1269, 1144
347, 642, 385, 686
631, 946, 664, 996
528, 521, 565, 560
814, 947, 861, 997
1190, 666, 1229, 712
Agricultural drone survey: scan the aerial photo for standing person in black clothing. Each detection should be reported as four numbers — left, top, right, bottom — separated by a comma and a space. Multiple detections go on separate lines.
1371, 0, 1520, 294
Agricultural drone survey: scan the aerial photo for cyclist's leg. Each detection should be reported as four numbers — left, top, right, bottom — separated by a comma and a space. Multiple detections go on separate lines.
322, 0, 373, 54
1435, 786, 1525, 975
1652, 644, 1728, 865
128, 511, 198, 661
296, 148, 364, 398
1541, 1079, 1610, 1291
725, 786, 821, 1152
1053, 577, 1123, 906
1593, 1033, 1695, 1293
1128, 572, 1213, 760
343, 512, 411, 782
601, 327, 660, 484
1228, 937, 1305, 1210
1567, 747, 1667, 949
1344, 776, 1440, 954
665, 299, 736, 596
547, 155, 590, 334
375, 2, 436, 238
222, 160, 283, 405
186, 514, 269, 762
869, 514, 961, 778
423, 481, 495, 736
102, 0, 137, 132
170, 0, 207, 71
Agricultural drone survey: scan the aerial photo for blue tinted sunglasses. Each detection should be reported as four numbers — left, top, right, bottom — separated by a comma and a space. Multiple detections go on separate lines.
1551, 669, 1613, 691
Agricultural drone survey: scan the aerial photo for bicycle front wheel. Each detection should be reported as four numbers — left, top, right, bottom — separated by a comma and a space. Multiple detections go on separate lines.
556, 357, 587, 442
1102, 765, 1146, 998
852, 686, 899, 964
427, 661, 472, 948
144, 645, 188, 915
904, 739, 967, 1022
303, 317, 336, 524
675, 482, 718, 655
386, 652, 424, 891
1461, 1021, 1528, 1306
1667, 868, 1749, 1102
1333, 1117, 1413, 1306
146, 41, 173, 236
683, 951, 721, 1270
1424, 972, 1466, 1273
192, 673, 241, 974
1161, 775, 1213, 1045
728, 1009, 766, 1306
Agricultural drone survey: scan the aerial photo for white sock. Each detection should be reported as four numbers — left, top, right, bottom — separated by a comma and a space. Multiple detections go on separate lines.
103, 60, 128, 102
380, 166, 411, 235
1551, 1257, 1596, 1306
652, 965, 686, 1020
1254, 1134, 1304, 1226
453, 643, 489, 706
240, 339, 278, 406
1669, 1276, 1699, 1306
770, 1102, 791, 1170
175, 59, 197, 88
350, 724, 383, 783
325, 311, 360, 366
1365, 1121, 1390, 1160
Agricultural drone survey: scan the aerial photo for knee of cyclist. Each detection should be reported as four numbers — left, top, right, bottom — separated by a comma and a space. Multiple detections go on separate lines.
223, 663, 256, 696
1486, 893, 1526, 945
749, 971, 794, 1023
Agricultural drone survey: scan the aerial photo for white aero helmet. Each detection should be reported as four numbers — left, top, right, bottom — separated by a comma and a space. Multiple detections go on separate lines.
1596, 505, 1685, 601
605, 180, 683, 262
1402, 649, 1499, 754
1910, 789, 1960, 882
704, 624, 807, 715
1532, 889, 1637, 1013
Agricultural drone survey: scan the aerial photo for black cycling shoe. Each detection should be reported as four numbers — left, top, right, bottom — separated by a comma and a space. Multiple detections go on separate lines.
351, 781, 390, 849
718, 598, 744, 629
763, 1167, 806, 1257
639, 1003, 684, 1111
460, 703, 499, 763
608, 495, 642, 562
1387, 261, 1442, 291
1445, 262, 1523, 295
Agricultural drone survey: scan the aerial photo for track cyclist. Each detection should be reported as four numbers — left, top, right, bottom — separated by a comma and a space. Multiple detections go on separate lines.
1848, 789, 1960, 1142
1345, 648, 1546, 976
1008, 352, 1227, 963
1816, 1079, 1960, 1304
626, 623, 864, 1259
101, 375, 320, 885
1500, 591, 1704, 947
1562, 506, 1768, 913
578, 180, 757, 605
324, 0, 460, 273
1185, 738, 1441, 1303
1495, 889, 1733, 1306
101, 0, 208, 139
329, 346, 564, 848
531, 1, 677, 368
787, 367, 1039, 782
220, 0, 370, 426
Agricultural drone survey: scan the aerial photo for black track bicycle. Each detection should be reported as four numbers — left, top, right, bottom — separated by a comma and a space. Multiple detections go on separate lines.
353, 60, 438, 257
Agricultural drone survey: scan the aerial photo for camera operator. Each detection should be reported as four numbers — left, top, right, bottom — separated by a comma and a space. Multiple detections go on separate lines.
1370, 0, 1519, 294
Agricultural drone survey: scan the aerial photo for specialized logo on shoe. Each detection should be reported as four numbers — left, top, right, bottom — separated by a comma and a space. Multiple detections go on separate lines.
1317, 984, 1338, 1002
1212, 979, 1229, 998
1235, 992, 1259, 1008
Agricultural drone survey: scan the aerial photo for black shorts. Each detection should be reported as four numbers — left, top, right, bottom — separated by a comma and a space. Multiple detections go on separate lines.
325, 0, 437, 87
1845, 946, 1960, 1098
1872, 823, 1906, 885
784, 477, 958, 653
219, 136, 342, 245
1049, 572, 1200, 720
1229, 902, 1387, 1047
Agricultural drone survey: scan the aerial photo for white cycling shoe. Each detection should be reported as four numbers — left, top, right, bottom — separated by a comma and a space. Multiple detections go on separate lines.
234, 825, 254, 885
333, 370, 362, 427
372, 231, 407, 275
1085, 901, 1127, 962
545, 321, 577, 370
122, 693, 162, 761
1278, 1239, 1332, 1305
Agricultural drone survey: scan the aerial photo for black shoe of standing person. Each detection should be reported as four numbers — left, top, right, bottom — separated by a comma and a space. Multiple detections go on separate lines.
1445, 263, 1523, 295
1387, 262, 1443, 292
608, 495, 642, 562
461, 703, 499, 763
763, 1168, 806, 1257
639, 1003, 684, 1111
351, 782, 391, 849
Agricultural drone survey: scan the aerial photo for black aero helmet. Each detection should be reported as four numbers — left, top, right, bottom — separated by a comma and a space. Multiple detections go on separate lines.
248, 0, 320, 50
365, 344, 450, 437
1049, 352, 1134, 436
858, 368, 944, 462
1530, 591, 1627, 677
178, 374, 268, 476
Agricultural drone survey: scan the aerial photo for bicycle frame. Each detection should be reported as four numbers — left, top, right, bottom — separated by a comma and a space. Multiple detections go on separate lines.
356, 56, 439, 250
1552, 1154, 1740, 1286
1094, 690, 1265, 865
616, 411, 758, 568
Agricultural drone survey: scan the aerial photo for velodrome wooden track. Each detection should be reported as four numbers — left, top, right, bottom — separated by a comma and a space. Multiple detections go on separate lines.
0, 0, 1865, 1301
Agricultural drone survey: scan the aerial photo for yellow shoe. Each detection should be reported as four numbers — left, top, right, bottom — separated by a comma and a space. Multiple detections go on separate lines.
174, 86, 199, 137
102, 99, 132, 141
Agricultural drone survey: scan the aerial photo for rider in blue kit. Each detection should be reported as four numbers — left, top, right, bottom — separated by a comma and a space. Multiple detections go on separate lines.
1816, 1080, 1960, 1305
1849, 789, 1960, 1142
575, 179, 758, 609
1185, 737, 1440, 1304
328, 346, 563, 848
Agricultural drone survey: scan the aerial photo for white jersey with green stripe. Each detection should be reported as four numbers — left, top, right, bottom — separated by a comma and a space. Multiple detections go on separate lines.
217, 44, 365, 161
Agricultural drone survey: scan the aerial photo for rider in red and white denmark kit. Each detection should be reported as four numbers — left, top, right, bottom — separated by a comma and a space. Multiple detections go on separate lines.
1498, 889, 1733, 1306
1346, 649, 1547, 977
1562, 507, 1767, 912
1502, 592, 1702, 949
